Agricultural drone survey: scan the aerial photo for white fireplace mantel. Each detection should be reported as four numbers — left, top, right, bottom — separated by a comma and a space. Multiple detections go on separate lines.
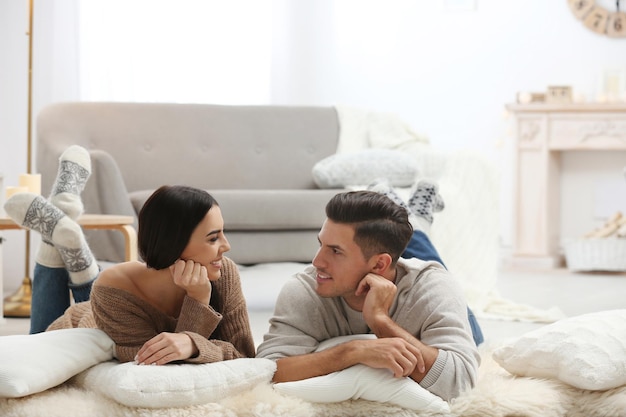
507, 102, 626, 268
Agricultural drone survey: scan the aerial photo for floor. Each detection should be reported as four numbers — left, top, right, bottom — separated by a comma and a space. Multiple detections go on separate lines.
2, 265, 625, 347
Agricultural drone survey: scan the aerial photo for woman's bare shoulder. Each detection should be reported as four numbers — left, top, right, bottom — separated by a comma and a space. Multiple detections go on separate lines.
94, 261, 147, 291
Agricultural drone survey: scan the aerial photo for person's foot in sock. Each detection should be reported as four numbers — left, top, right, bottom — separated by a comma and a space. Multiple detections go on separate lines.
367, 178, 433, 233
36, 145, 92, 268
407, 180, 444, 231
4, 193, 99, 286
366, 179, 411, 212
49, 145, 92, 220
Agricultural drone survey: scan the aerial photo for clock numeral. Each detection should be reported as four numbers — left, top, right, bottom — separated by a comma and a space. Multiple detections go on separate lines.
607, 12, 626, 37
568, 0, 595, 19
583, 6, 609, 34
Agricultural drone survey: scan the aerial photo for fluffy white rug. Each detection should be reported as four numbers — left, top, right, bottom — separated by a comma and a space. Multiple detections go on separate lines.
2, 347, 625, 417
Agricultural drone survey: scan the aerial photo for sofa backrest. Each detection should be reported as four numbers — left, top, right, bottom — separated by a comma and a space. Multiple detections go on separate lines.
36, 102, 339, 195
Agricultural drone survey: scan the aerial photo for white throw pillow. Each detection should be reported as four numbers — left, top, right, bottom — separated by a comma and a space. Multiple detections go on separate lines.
273, 335, 450, 413
0, 328, 115, 398
75, 358, 276, 408
492, 309, 626, 390
312, 149, 418, 189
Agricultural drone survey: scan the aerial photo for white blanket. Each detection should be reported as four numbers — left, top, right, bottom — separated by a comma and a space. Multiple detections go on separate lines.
335, 106, 430, 155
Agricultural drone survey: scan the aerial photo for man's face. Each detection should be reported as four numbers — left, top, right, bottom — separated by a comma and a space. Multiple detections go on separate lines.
311, 219, 375, 309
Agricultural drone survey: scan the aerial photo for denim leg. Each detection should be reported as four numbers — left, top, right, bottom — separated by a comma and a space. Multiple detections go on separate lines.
401, 230, 446, 268
69, 278, 96, 303
30, 263, 71, 334
401, 230, 484, 345
467, 307, 484, 346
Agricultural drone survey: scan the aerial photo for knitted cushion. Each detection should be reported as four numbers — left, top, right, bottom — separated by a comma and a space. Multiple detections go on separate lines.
312, 149, 418, 189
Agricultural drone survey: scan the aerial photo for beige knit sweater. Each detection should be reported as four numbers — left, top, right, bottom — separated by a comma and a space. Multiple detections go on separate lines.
48, 257, 255, 363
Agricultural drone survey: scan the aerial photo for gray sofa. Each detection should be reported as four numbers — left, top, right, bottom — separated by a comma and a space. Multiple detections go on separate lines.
36, 102, 343, 265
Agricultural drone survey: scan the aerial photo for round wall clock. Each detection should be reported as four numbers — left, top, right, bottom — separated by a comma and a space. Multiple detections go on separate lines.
568, 0, 626, 37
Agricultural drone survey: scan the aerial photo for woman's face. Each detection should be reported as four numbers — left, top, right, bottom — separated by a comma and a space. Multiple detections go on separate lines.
179, 205, 231, 280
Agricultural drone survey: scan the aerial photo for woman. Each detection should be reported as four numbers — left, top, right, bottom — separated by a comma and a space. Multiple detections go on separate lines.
4, 146, 255, 365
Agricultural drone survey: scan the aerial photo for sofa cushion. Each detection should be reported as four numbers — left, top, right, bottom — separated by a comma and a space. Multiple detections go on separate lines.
225, 231, 320, 264
312, 149, 418, 189
129, 189, 342, 230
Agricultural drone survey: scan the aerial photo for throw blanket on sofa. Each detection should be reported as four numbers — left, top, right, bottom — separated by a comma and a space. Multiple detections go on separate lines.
334, 106, 431, 155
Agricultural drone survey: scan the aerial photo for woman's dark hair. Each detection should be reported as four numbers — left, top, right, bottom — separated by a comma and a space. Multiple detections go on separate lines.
138, 185, 218, 269
325, 190, 413, 263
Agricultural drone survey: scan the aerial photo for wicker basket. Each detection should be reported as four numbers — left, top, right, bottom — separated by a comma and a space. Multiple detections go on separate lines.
565, 238, 626, 272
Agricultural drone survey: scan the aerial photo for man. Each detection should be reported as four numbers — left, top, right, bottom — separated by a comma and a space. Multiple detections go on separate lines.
256, 180, 480, 401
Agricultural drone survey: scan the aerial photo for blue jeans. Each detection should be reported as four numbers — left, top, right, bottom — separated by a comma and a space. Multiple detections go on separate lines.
30, 263, 94, 334
402, 230, 484, 346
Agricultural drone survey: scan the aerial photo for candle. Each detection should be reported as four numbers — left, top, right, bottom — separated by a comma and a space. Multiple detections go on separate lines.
6, 186, 28, 199
18, 173, 41, 195
517, 92, 532, 104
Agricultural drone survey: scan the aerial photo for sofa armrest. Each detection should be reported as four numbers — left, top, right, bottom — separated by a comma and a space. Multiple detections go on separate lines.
82, 150, 138, 263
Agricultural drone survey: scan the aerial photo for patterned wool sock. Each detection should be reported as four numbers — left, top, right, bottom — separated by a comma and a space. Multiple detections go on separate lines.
407, 180, 445, 232
366, 178, 433, 233
35, 239, 65, 268
49, 145, 91, 220
4, 193, 98, 285
366, 179, 411, 212
36, 145, 92, 267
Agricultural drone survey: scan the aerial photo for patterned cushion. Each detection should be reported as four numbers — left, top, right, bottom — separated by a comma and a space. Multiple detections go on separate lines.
312, 149, 418, 189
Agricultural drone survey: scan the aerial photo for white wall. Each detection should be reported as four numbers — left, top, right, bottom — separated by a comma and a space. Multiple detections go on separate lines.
1, 0, 626, 295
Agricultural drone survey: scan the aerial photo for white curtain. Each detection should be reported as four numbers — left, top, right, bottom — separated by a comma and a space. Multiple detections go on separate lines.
77, 0, 274, 104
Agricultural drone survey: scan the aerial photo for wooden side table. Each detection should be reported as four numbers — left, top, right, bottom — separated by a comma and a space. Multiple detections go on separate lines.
0, 214, 137, 320
0, 214, 137, 262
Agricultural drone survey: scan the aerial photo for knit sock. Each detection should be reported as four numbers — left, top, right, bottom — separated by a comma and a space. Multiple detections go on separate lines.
366, 179, 411, 212
4, 193, 98, 285
366, 178, 436, 234
49, 145, 91, 220
407, 180, 445, 232
36, 145, 92, 267
36, 239, 65, 268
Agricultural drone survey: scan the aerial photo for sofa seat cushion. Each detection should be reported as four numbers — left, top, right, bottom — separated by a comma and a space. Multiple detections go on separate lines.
129, 189, 342, 231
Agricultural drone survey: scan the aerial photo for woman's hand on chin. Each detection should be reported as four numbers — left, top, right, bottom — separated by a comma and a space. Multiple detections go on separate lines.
169, 259, 212, 305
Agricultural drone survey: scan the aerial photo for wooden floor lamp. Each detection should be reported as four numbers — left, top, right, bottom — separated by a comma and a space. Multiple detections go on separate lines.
4, 0, 35, 318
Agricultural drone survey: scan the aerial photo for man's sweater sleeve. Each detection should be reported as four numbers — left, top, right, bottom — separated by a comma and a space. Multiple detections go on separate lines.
397, 264, 481, 400
256, 273, 337, 359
